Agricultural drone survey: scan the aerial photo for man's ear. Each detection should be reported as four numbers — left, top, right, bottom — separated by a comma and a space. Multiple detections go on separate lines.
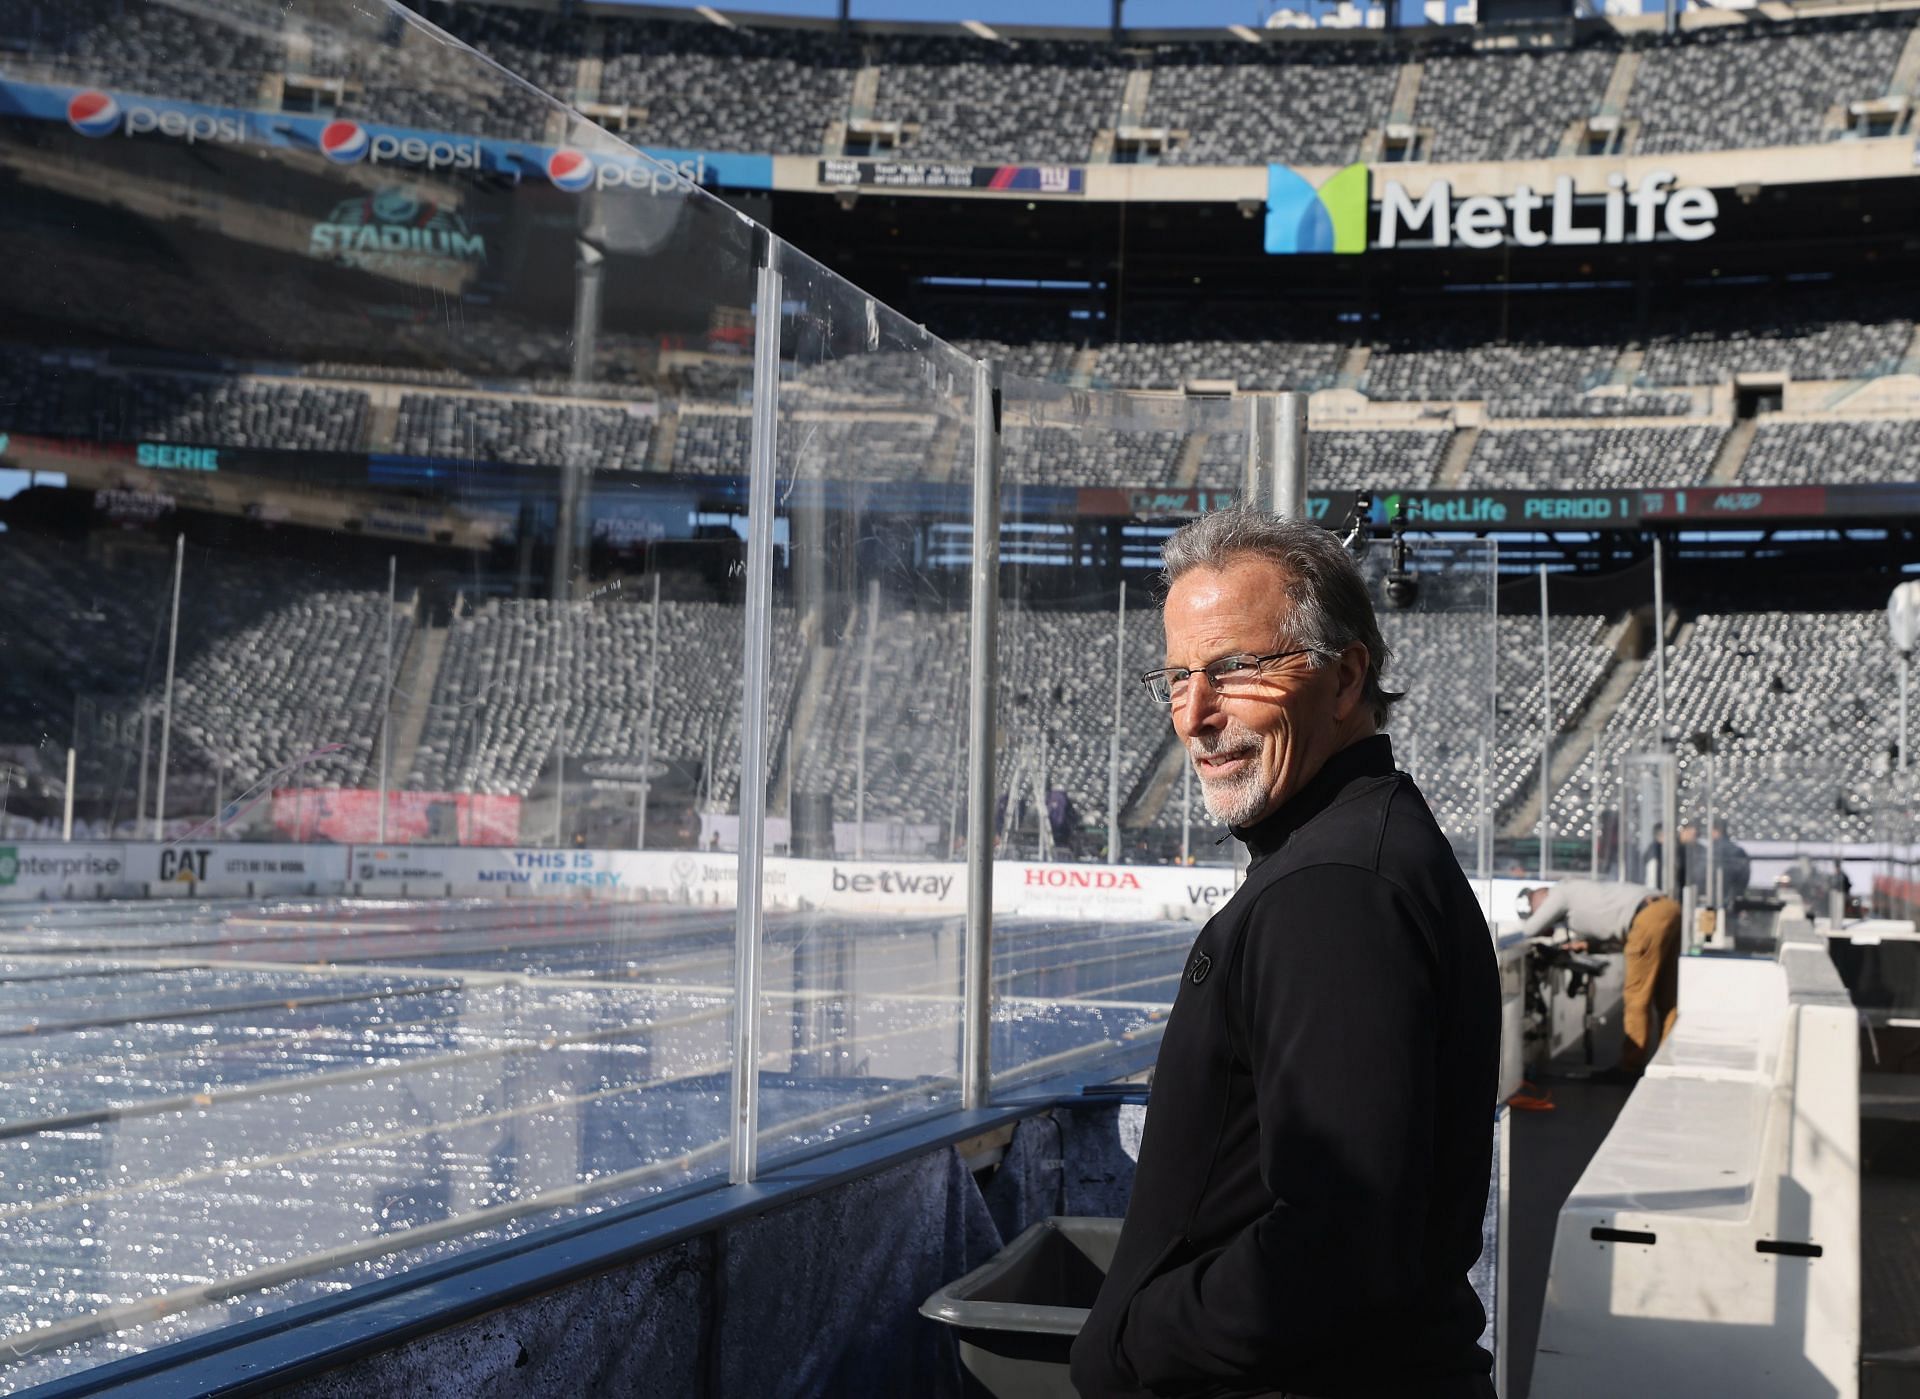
1331, 642, 1370, 722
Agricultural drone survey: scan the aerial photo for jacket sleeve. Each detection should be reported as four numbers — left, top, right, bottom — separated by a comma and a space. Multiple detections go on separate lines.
1115, 865, 1440, 1391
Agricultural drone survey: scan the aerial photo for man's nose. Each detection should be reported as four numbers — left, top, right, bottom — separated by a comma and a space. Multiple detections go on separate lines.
1171, 675, 1224, 738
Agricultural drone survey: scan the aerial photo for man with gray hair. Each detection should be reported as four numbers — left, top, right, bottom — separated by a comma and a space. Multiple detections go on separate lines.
1072, 507, 1499, 1399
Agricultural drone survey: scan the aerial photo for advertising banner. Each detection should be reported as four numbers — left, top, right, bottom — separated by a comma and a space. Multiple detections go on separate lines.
818, 159, 1083, 195
0, 842, 131, 900
0, 79, 774, 190
273, 789, 520, 845
124, 842, 349, 894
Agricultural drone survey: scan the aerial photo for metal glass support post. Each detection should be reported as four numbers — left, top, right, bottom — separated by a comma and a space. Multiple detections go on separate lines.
1107, 580, 1125, 862
1272, 392, 1308, 520
730, 249, 784, 1184
1652, 536, 1668, 745
1538, 565, 1552, 880
1704, 749, 1717, 916
962, 359, 1002, 1111
379, 555, 394, 843
551, 239, 604, 602
153, 533, 184, 841
63, 748, 75, 842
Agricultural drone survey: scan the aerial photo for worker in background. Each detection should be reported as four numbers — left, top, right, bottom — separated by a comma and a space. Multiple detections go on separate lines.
1520, 878, 1682, 1081
1709, 820, 1751, 902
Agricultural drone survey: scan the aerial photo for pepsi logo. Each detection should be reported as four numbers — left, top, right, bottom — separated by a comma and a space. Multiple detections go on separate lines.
545, 148, 593, 193
319, 120, 369, 164
66, 90, 121, 138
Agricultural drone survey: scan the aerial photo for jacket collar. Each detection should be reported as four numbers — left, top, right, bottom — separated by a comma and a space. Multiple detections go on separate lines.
1231, 733, 1397, 866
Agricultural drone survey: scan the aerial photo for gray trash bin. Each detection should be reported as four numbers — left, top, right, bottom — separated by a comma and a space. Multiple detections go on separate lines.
920, 1216, 1122, 1399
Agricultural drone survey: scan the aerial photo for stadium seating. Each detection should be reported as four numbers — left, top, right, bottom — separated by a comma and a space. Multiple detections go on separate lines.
391, 393, 655, 471
1415, 42, 1616, 163
1629, 14, 1913, 157
1001, 425, 1189, 489
407, 598, 802, 807
1486, 391, 1698, 419
1639, 304, 1914, 386
1143, 40, 1397, 168
167, 590, 408, 788
0, 351, 370, 451
790, 608, 971, 832
599, 17, 856, 157
1194, 428, 1452, 492
1738, 419, 1920, 485
1456, 425, 1726, 489
7, 0, 279, 107
1363, 335, 1618, 403
869, 35, 1125, 165
1549, 610, 1900, 844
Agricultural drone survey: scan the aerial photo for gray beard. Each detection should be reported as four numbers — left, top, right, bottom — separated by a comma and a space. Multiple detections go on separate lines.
1190, 724, 1269, 827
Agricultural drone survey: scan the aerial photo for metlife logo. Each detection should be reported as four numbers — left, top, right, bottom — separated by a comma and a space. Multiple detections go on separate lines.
1265, 164, 1719, 254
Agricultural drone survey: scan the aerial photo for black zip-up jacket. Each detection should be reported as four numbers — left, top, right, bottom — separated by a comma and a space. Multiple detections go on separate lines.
1070, 735, 1500, 1399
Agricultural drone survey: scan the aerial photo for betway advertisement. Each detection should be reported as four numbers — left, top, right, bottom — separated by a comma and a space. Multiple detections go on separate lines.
0, 79, 773, 191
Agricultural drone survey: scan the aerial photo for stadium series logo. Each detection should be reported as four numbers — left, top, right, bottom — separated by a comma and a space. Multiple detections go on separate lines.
307, 187, 487, 275
1265, 163, 1369, 255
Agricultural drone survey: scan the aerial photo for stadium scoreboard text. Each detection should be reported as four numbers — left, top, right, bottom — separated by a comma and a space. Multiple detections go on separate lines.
1088, 484, 1913, 527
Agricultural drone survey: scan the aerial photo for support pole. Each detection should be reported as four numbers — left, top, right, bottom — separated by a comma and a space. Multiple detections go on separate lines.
136, 704, 150, 835
1538, 564, 1552, 881
1900, 650, 1911, 774
379, 555, 394, 843
854, 577, 879, 859
153, 533, 184, 842
730, 248, 783, 1183
1653, 535, 1668, 746
1107, 579, 1126, 862
1705, 749, 1717, 917
1589, 727, 1602, 879
63, 747, 75, 842
1180, 757, 1192, 866
962, 359, 1002, 1111
1272, 392, 1308, 520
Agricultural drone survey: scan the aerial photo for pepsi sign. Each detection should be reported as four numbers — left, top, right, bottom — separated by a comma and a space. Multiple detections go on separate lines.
65, 87, 245, 145
65, 90, 119, 137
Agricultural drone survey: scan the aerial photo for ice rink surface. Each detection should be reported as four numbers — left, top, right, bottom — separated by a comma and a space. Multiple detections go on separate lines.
0, 896, 1186, 1391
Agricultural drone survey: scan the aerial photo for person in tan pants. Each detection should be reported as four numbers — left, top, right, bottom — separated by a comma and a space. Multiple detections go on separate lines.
1521, 880, 1682, 1078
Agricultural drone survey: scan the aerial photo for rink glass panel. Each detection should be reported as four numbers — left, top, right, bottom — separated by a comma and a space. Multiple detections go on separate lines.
751, 240, 976, 1165
0, 1, 756, 1385
987, 382, 1255, 1088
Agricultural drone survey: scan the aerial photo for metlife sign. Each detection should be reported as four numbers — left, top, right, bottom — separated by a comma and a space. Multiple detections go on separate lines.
1266, 163, 1719, 254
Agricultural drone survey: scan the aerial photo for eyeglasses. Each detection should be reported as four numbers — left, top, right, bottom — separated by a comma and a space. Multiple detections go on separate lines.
1140, 648, 1332, 706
